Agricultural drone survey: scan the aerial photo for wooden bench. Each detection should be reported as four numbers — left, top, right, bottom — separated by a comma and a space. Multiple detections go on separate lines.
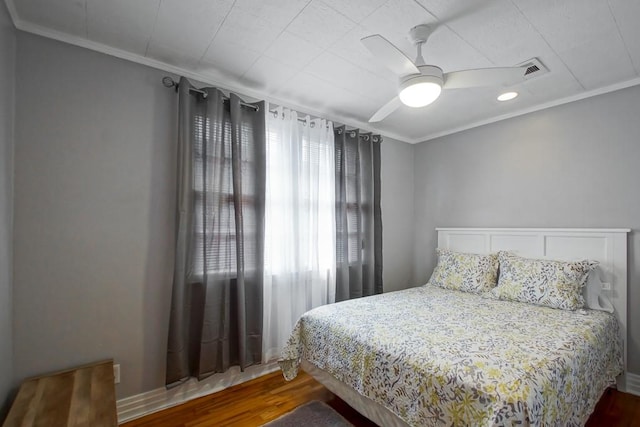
3, 359, 117, 426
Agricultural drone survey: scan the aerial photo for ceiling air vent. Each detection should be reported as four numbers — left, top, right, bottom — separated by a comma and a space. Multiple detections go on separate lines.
517, 58, 549, 80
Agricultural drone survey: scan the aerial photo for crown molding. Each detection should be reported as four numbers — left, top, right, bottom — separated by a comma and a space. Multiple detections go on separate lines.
3, 0, 18, 26
6, 0, 640, 145
415, 76, 640, 143
4, 0, 413, 144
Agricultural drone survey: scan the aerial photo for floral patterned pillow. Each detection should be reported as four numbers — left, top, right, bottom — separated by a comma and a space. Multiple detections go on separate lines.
490, 251, 598, 310
428, 249, 499, 294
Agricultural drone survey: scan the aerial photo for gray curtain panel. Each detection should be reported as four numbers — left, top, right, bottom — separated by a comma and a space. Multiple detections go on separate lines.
166, 77, 266, 386
334, 126, 383, 301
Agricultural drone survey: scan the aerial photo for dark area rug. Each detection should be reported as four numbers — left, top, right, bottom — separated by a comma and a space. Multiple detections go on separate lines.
264, 401, 354, 427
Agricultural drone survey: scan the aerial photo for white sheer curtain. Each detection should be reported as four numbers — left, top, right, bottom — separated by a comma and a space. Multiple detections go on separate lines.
262, 106, 336, 362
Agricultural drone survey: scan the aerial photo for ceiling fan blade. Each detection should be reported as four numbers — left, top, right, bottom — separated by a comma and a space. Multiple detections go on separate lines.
443, 67, 526, 89
369, 97, 402, 123
361, 35, 420, 76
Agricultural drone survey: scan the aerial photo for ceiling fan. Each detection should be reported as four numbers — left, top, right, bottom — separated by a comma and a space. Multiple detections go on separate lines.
362, 24, 527, 122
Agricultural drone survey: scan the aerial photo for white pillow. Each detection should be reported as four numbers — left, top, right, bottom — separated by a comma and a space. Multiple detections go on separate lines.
583, 268, 614, 313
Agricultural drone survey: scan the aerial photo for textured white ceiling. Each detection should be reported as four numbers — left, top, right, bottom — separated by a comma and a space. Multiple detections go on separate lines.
6, 0, 640, 142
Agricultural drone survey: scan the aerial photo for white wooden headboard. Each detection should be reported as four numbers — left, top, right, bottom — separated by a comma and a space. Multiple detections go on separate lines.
436, 227, 630, 391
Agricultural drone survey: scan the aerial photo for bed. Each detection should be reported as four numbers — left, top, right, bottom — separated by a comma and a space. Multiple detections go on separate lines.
279, 228, 629, 426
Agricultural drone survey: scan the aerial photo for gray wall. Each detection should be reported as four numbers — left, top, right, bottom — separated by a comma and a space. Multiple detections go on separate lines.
0, 1, 15, 416
413, 84, 640, 374
13, 33, 177, 398
12, 33, 416, 399
381, 138, 414, 292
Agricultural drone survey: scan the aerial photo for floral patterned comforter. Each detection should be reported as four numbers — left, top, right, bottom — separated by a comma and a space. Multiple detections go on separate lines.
280, 285, 622, 426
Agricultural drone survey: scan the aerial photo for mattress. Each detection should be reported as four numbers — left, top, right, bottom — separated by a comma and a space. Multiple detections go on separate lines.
280, 284, 623, 426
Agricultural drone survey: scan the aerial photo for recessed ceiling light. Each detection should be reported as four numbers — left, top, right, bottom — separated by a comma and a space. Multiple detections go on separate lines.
497, 91, 518, 101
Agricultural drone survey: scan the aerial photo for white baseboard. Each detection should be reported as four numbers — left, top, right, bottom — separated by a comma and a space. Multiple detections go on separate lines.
626, 372, 640, 396
116, 366, 640, 422
116, 363, 280, 423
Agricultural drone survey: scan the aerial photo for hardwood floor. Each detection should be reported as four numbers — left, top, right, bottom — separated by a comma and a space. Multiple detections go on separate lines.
122, 371, 640, 427
586, 386, 640, 426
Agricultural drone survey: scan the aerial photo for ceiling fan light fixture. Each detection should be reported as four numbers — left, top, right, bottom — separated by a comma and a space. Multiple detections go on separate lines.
399, 75, 442, 108
497, 91, 518, 101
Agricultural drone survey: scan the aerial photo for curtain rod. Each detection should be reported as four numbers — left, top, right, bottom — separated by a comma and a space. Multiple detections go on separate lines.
268, 107, 382, 141
163, 77, 381, 142
268, 108, 327, 126
162, 77, 259, 111
335, 127, 382, 142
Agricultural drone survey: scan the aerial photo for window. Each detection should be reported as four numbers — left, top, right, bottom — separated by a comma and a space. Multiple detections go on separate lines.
263, 118, 335, 275
191, 112, 260, 277
335, 134, 372, 265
